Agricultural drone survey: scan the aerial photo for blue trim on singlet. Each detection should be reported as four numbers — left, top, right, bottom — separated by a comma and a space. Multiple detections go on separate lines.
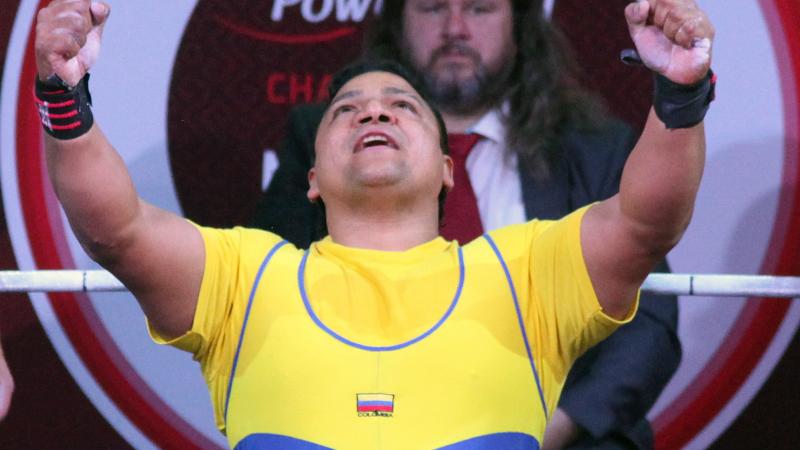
234, 433, 333, 449
298, 247, 465, 352
437, 432, 540, 449
233, 432, 538, 449
483, 234, 549, 420
224, 240, 289, 424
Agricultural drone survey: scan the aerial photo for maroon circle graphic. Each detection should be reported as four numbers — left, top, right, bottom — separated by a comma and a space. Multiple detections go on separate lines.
4, 0, 799, 448
159, 0, 800, 446
168, 0, 378, 227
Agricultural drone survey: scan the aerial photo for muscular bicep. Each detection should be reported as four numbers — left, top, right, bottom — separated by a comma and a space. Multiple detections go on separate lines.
581, 198, 654, 320
103, 202, 205, 340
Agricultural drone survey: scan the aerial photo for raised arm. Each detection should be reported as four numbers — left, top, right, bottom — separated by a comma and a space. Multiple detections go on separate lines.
582, 0, 714, 319
36, 0, 204, 339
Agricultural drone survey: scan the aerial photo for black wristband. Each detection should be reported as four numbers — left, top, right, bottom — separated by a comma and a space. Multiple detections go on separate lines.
654, 70, 716, 129
34, 73, 94, 140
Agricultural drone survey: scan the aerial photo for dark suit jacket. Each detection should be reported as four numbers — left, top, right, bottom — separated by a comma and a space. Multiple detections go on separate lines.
251, 104, 681, 450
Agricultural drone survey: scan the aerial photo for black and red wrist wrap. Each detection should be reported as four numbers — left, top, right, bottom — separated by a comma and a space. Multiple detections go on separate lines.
34, 73, 94, 140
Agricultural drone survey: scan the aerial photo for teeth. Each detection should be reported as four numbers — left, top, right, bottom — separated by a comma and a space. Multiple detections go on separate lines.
364, 135, 388, 145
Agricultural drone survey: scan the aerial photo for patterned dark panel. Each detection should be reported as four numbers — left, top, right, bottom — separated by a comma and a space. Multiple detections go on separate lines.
553, 0, 652, 132
167, 0, 375, 227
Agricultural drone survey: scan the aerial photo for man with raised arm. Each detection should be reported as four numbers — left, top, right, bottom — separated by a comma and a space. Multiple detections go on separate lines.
34, 0, 713, 447
255, 0, 689, 450
254, 3, 688, 448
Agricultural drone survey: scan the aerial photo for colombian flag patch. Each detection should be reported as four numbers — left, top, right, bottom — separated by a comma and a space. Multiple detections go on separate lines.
356, 393, 394, 417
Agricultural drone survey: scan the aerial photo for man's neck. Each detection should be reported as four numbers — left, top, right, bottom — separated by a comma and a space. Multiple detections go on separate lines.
324, 198, 441, 251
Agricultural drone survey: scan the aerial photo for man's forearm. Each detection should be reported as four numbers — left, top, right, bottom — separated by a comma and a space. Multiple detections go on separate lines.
580, 0, 714, 318
34, 0, 206, 340
45, 125, 144, 264
618, 107, 705, 252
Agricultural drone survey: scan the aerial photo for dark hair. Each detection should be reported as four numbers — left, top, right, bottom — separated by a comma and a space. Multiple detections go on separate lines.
327, 59, 450, 157
322, 59, 452, 221
363, 0, 607, 179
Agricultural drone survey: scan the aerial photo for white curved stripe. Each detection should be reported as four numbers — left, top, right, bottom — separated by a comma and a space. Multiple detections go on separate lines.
0, 1, 156, 448
685, 301, 800, 449
28, 293, 159, 450
648, 0, 788, 438
2, 1, 793, 448
544, 0, 555, 18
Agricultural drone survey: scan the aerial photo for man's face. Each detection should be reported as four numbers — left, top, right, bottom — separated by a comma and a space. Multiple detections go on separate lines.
402, 0, 517, 112
309, 71, 453, 207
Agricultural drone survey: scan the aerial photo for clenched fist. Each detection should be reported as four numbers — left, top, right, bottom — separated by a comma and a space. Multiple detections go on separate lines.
35, 0, 110, 87
625, 0, 714, 85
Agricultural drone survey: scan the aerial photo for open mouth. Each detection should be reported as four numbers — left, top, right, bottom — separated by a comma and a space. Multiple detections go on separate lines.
355, 132, 398, 152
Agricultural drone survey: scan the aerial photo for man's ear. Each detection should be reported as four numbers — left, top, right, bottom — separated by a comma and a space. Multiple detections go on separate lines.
307, 167, 320, 203
442, 155, 455, 192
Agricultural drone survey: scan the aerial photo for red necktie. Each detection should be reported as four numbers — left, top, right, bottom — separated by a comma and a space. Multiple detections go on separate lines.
440, 133, 483, 244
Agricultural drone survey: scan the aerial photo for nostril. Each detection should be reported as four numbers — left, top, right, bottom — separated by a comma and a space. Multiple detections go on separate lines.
359, 115, 373, 124
378, 114, 390, 122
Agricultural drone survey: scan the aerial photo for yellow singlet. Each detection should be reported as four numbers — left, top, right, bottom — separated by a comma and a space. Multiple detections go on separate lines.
151, 207, 636, 449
